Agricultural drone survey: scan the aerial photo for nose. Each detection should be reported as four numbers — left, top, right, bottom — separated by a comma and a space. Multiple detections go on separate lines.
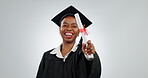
66, 27, 73, 31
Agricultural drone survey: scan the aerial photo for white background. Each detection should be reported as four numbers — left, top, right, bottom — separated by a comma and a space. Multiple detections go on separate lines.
0, 0, 148, 78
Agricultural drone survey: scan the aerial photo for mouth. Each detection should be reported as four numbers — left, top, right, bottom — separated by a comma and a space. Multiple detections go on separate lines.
64, 32, 73, 38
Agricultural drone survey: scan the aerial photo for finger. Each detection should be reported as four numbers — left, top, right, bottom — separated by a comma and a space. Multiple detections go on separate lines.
87, 40, 92, 48
91, 43, 96, 51
91, 43, 96, 54
90, 49, 96, 54
87, 43, 96, 55
87, 40, 91, 45
85, 40, 92, 53
86, 43, 93, 51
86, 46, 92, 54
86, 43, 91, 50
87, 49, 95, 55
87, 40, 91, 43
82, 43, 86, 53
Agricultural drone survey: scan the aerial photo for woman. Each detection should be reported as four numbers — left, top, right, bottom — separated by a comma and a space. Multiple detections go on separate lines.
36, 6, 101, 78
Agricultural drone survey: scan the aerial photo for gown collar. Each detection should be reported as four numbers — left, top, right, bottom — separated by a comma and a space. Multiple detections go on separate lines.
50, 43, 78, 59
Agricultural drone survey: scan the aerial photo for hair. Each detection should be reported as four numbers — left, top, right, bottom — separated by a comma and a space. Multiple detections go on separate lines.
59, 13, 75, 26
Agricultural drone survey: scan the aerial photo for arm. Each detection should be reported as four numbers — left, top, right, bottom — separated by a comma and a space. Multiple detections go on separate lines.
82, 40, 102, 78
36, 53, 46, 78
88, 52, 102, 78
76, 51, 101, 78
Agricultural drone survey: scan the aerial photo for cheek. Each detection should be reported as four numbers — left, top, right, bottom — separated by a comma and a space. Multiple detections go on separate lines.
59, 27, 66, 35
75, 28, 80, 35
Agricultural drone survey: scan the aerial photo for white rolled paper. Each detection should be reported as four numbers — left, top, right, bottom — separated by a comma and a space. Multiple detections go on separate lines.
74, 13, 94, 59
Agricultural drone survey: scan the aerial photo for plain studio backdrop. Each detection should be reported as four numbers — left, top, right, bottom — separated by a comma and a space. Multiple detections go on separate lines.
0, 0, 148, 78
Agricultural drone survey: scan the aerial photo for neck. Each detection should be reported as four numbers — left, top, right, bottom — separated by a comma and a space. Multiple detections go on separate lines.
61, 41, 75, 57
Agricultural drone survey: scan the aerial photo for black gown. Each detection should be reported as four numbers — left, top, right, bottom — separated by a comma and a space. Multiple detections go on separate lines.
36, 39, 101, 78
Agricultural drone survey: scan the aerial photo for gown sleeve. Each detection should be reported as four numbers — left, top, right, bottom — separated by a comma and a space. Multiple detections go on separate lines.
76, 52, 101, 78
88, 52, 102, 78
76, 38, 102, 78
36, 52, 46, 78
36, 49, 54, 78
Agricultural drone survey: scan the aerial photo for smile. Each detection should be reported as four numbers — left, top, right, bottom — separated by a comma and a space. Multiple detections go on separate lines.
65, 33, 73, 36
64, 32, 73, 38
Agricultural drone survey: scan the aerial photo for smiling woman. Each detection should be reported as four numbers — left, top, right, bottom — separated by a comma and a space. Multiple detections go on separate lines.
36, 6, 101, 78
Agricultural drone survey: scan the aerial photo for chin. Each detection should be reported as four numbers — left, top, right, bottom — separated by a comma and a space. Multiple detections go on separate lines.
63, 39, 75, 43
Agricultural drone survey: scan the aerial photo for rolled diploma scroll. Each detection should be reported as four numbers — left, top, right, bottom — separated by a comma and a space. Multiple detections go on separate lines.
74, 13, 94, 59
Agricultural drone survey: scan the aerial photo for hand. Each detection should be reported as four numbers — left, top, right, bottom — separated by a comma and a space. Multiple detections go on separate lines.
82, 40, 96, 55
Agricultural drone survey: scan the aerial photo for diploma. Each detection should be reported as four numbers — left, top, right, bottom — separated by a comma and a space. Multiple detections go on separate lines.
75, 13, 94, 59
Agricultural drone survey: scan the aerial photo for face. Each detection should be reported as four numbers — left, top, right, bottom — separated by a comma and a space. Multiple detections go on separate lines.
60, 16, 79, 43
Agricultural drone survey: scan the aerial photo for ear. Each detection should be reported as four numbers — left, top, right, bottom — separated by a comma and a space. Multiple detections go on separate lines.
59, 27, 61, 34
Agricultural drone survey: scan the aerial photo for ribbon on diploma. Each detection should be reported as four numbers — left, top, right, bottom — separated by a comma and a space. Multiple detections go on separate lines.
79, 25, 88, 36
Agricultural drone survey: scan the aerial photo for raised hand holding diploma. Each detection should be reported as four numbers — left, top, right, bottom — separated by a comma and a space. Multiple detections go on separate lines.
75, 13, 94, 59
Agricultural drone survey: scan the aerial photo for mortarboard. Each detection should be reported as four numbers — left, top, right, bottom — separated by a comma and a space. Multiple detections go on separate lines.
51, 5, 92, 28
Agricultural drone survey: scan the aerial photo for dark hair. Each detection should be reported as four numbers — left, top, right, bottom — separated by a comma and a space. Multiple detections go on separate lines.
59, 13, 75, 26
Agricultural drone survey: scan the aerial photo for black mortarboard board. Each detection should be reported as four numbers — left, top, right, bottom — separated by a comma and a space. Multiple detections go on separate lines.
51, 6, 92, 28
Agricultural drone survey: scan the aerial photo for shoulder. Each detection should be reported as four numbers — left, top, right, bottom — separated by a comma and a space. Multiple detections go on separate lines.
45, 48, 55, 53
43, 48, 55, 57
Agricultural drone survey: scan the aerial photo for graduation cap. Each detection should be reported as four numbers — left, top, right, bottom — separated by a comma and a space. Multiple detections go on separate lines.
51, 5, 92, 28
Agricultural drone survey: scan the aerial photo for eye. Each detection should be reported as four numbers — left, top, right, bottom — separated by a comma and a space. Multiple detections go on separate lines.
62, 24, 68, 27
72, 25, 77, 28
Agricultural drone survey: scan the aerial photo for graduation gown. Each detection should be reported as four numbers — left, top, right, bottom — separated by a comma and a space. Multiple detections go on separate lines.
36, 40, 101, 78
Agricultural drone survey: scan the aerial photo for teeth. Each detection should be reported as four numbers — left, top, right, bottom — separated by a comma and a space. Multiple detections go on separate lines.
65, 33, 72, 36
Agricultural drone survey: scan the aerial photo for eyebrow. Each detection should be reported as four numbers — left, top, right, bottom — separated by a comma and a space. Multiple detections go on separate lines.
71, 23, 77, 25
63, 22, 68, 24
62, 22, 77, 26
